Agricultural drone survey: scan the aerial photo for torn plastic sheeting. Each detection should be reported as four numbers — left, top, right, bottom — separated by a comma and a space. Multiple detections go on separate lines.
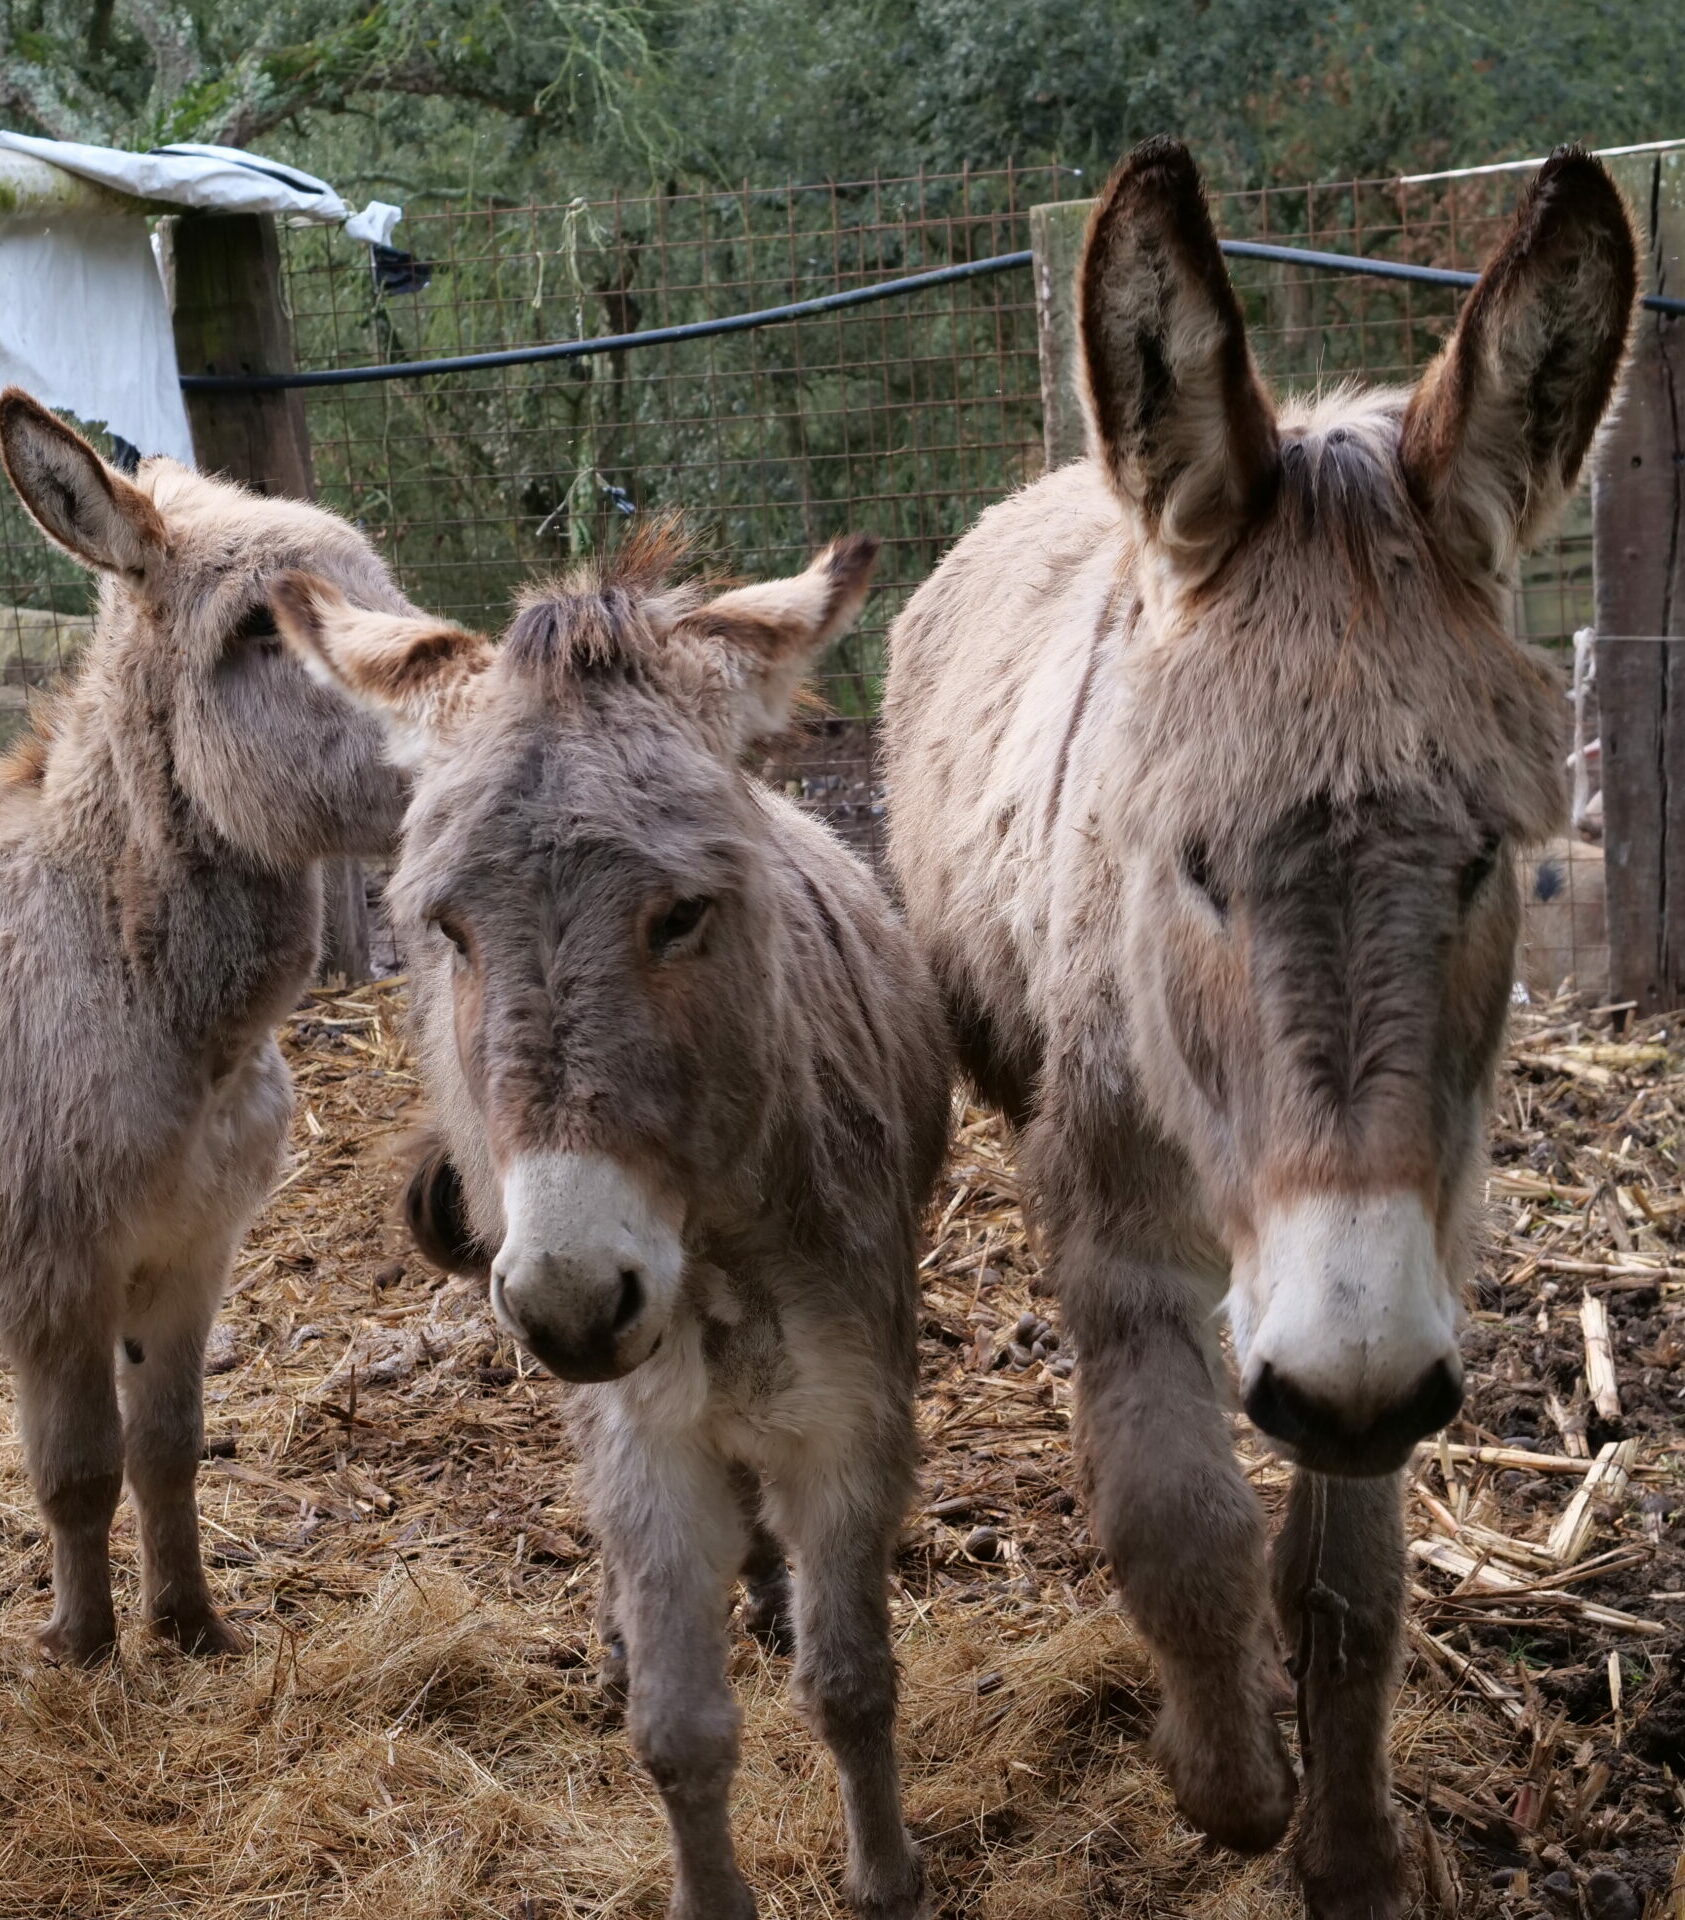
0, 215, 195, 464
0, 132, 401, 240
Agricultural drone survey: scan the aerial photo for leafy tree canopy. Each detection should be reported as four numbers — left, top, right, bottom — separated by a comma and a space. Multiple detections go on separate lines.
1, 0, 1678, 198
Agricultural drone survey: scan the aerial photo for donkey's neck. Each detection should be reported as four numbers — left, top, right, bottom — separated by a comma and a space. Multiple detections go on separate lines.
36, 694, 322, 1059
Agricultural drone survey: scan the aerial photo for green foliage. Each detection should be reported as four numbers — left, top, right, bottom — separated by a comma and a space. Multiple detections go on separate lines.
3, 0, 1678, 196
0, 0, 669, 163
636, 0, 1680, 192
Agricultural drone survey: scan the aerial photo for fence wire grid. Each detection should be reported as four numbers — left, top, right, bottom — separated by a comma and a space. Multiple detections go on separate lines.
0, 160, 1610, 992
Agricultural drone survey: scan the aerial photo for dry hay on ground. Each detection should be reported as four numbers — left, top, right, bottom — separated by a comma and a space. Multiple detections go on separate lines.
0, 984, 1682, 1919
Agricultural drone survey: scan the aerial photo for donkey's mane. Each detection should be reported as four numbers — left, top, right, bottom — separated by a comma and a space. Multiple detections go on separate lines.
503, 520, 709, 682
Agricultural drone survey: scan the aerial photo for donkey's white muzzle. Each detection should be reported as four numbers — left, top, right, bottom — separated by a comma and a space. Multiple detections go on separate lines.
1232, 1191, 1462, 1476
491, 1151, 684, 1382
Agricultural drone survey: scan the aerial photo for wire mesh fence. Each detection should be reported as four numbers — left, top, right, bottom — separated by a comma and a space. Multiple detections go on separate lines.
0, 158, 1613, 992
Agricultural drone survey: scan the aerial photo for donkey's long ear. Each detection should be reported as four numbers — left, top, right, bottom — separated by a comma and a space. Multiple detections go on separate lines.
0, 388, 165, 575
270, 571, 493, 764
684, 534, 879, 753
1079, 138, 1278, 570
1402, 148, 1637, 573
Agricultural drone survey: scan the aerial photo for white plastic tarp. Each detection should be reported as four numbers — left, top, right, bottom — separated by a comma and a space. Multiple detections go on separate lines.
0, 134, 402, 464
0, 133, 401, 240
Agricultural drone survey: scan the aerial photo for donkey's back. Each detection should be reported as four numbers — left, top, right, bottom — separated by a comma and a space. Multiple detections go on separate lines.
884, 457, 1132, 1114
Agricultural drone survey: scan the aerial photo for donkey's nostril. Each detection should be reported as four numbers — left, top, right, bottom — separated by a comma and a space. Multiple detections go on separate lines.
1243, 1362, 1312, 1449
1399, 1356, 1464, 1439
612, 1268, 644, 1333
1245, 1356, 1465, 1474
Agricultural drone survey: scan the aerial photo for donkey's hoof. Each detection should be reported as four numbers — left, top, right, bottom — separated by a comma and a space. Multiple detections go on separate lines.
846, 1845, 927, 1919
1154, 1706, 1296, 1854
1298, 1815, 1410, 1920
36, 1612, 118, 1666
152, 1605, 248, 1656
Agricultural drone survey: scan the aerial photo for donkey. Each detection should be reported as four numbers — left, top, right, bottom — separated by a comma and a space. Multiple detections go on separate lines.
882, 143, 1635, 1914
270, 529, 950, 1920
0, 391, 412, 1662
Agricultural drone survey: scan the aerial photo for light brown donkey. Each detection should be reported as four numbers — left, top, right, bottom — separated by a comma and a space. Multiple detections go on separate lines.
883, 142, 1636, 1914
271, 530, 950, 1920
0, 392, 411, 1661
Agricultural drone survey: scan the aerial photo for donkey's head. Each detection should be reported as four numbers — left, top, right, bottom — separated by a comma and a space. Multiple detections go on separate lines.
0, 391, 407, 863
1077, 142, 1635, 1474
273, 528, 878, 1381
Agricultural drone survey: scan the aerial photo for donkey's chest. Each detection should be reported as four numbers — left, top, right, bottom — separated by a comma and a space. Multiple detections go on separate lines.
122, 1039, 293, 1272
606, 1274, 880, 1475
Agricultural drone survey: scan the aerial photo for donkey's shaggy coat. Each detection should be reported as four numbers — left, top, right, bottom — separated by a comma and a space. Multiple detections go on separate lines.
273, 529, 951, 1920
883, 142, 1636, 1915
0, 392, 411, 1662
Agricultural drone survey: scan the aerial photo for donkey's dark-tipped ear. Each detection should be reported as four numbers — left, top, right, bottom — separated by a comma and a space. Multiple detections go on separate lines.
0, 388, 165, 575
270, 570, 494, 763
685, 533, 880, 751
1402, 148, 1637, 572
1078, 138, 1278, 570
402, 1133, 492, 1279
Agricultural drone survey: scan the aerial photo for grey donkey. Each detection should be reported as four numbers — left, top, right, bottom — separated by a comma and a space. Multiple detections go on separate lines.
271, 525, 952, 1920
883, 142, 1636, 1915
0, 391, 411, 1661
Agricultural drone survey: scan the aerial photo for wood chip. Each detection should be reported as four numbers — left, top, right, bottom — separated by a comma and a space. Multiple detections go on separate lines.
1409, 1537, 1663, 1634
1579, 1290, 1623, 1419
1547, 1439, 1638, 1566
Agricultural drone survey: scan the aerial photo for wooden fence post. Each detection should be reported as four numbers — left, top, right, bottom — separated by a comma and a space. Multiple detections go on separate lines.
167, 212, 371, 983
1592, 153, 1685, 1015
1029, 198, 1092, 471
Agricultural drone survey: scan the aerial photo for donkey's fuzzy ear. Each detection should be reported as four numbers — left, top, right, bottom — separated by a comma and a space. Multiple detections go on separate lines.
685, 534, 879, 751
1402, 148, 1637, 572
402, 1130, 492, 1279
1078, 138, 1278, 570
0, 388, 165, 575
270, 571, 494, 764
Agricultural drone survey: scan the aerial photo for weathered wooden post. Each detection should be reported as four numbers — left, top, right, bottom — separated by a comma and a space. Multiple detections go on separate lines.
1592, 152, 1685, 1014
167, 212, 371, 981
1029, 198, 1091, 471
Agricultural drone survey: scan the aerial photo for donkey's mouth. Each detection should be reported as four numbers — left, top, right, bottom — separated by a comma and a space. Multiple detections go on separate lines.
1244, 1357, 1464, 1478
515, 1321, 646, 1384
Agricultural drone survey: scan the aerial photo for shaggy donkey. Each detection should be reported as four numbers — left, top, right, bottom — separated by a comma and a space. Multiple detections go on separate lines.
271, 530, 950, 1920
0, 391, 411, 1661
883, 143, 1635, 1915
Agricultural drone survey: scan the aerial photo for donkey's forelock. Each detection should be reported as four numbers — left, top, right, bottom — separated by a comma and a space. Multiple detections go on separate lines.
1119, 385, 1568, 858
502, 520, 707, 687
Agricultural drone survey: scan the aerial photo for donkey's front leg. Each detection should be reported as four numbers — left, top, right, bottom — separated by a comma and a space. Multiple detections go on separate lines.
10, 1311, 123, 1662
119, 1244, 246, 1654
764, 1401, 923, 1920
1274, 1471, 1409, 1920
1064, 1238, 1296, 1853
600, 1436, 756, 1920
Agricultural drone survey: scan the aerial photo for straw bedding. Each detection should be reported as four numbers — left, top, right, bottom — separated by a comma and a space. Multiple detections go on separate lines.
0, 982, 1681, 1918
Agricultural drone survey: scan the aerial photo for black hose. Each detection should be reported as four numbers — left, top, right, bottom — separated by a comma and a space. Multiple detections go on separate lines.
177, 236, 1684, 394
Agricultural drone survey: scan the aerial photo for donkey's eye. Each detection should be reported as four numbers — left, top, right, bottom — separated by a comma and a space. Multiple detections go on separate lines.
230, 604, 283, 658
1181, 842, 1228, 918
1458, 834, 1501, 908
431, 914, 471, 961
648, 896, 712, 957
